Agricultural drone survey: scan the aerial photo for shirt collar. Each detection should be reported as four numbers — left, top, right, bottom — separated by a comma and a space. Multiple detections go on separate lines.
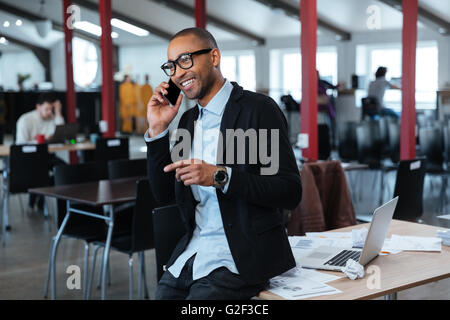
197, 79, 233, 117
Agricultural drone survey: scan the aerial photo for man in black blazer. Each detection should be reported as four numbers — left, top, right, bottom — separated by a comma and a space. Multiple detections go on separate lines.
146, 28, 302, 299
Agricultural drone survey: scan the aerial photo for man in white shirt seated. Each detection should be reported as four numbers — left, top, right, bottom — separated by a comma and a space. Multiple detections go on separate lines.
16, 93, 65, 144
15, 93, 66, 212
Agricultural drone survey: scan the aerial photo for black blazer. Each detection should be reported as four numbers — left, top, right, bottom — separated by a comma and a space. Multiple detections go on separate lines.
147, 82, 302, 284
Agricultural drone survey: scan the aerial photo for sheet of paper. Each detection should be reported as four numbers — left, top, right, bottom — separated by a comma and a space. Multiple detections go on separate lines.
268, 277, 342, 300
290, 235, 353, 250
300, 268, 342, 283
390, 235, 442, 252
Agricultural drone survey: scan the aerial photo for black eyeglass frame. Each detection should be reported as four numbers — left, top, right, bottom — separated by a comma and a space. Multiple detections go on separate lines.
160, 48, 213, 76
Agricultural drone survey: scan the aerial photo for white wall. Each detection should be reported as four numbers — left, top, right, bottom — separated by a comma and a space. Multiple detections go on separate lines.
0, 50, 45, 90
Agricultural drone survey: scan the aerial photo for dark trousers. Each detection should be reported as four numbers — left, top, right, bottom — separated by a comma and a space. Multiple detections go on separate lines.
156, 254, 268, 300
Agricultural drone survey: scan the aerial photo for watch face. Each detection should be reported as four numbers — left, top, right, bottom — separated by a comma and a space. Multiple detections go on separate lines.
216, 170, 226, 182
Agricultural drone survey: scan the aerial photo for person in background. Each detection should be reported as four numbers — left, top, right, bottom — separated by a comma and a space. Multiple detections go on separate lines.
137, 74, 153, 134
119, 75, 138, 134
15, 92, 66, 211
317, 70, 339, 148
367, 66, 401, 119
16, 92, 65, 144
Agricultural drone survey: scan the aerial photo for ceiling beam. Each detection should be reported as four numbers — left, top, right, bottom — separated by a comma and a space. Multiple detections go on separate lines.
0, 1, 103, 45
72, 0, 173, 41
253, 0, 351, 41
0, 32, 51, 81
378, 0, 450, 35
148, 0, 265, 45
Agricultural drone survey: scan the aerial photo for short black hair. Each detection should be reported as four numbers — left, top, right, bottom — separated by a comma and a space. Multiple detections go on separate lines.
36, 92, 57, 105
375, 67, 387, 78
171, 28, 218, 49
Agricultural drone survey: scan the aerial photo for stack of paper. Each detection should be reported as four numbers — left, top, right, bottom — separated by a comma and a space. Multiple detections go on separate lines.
437, 230, 450, 246
389, 235, 442, 252
268, 267, 342, 300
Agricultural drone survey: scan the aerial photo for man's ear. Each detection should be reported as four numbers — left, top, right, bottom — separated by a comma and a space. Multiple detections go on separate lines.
211, 48, 221, 68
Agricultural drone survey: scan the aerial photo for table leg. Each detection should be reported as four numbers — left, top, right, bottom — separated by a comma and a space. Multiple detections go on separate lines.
1, 170, 7, 247
384, 292, 397, 300
50, 202, 71, 300
101, 205, 114, 300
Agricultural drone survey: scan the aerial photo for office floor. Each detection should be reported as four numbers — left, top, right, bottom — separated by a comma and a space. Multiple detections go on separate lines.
1, 137, 450, 299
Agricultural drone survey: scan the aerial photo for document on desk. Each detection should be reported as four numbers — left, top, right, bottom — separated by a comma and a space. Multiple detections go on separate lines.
389, 235, 442, 252
268, 267, 342, 300
291, 234, 353, 249
268, 277, 341, 300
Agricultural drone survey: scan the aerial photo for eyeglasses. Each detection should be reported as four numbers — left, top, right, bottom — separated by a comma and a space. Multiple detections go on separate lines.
161, 48, 213, 77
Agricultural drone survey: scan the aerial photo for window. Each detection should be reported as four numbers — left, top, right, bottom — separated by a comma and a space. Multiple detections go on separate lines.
221, 51, 255, 91
270, 47, 338, 103
72, 37, 98, 88
356, 42, 438, 110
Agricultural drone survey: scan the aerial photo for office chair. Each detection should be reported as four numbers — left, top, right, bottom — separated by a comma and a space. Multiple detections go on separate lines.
393, 157, 427, 221
356, 120, 397, 206
1, 144, 51, 246
95, 137, 129, 180
88, 179, 156, 299
44, 162, 106, 300
418, 126, 449, 212
107, 158, 147, 180
318, 124, 331, 160
361, 96, 379, 120
107, 158, 148, 239
152, 204, 186, 282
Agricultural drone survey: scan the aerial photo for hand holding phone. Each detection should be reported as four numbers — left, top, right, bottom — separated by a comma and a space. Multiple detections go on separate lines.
164, 79, 181, 106
147, 80, 183, 138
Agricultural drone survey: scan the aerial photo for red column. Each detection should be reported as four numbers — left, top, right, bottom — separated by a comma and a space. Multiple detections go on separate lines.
400, 0, 418, 160
63, 0, 78, 163
195, 0, 206, 29
99, 0, 115, 138
300, 0, 318, 161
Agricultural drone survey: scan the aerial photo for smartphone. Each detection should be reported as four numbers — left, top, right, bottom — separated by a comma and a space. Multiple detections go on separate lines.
164, 78, 181, 106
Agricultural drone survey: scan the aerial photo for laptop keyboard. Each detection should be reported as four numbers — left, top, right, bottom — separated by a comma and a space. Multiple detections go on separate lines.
324, 250, 361, 267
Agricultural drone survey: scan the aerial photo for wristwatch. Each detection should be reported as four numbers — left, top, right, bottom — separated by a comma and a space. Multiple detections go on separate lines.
213, 166, 229, 189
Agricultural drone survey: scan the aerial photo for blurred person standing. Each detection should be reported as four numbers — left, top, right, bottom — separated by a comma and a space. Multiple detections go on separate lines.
137, 74, 153, 134
119, 75, 138, 133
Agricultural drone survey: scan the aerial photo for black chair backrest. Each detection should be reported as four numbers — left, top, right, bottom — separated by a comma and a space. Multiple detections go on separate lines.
95, 137, 129, 179
152, 204, 186, 282
393, 157, 426, 221
337, 122, 358, 161
53, 162, 101, 228
361, 96, 379, 120
318, 124, 331, 160
130, 179, 157, 253
356, 120, 382, 168
387, 120, 400, 164
443, 125, 450, 165
107, 158, 147, 180
9, 144, 50, 194
419, 127, 443, 171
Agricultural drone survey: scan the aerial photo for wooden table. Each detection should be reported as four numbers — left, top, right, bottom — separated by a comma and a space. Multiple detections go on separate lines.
0, 142, 95, 157
29, 176, 142, 300
259, 220, 450, 300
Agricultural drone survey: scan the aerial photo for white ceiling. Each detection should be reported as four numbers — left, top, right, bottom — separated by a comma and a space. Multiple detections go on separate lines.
0, 0, 447, 53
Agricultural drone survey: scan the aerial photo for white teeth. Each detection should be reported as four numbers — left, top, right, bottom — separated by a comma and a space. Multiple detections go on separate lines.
181, 79, 194, 87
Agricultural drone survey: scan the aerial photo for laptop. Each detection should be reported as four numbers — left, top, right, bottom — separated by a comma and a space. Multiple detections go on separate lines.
47, 123, 79, 144
300, 197, 399, 272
